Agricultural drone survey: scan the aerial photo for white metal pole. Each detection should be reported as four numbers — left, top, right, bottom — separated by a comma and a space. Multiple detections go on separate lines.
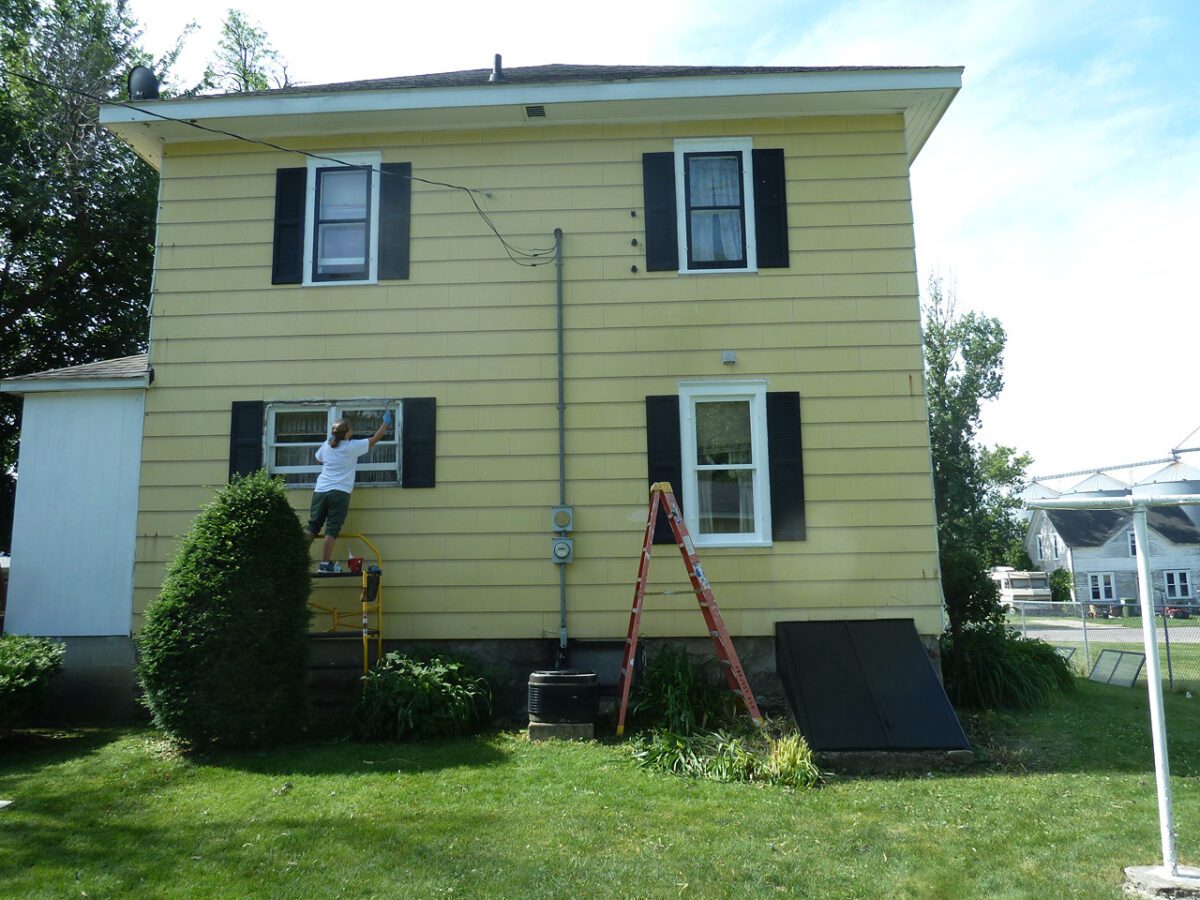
1132, 506, 1178, 874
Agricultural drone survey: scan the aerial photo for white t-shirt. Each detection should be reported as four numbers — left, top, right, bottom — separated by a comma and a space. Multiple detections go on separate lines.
313, 438, 371, 493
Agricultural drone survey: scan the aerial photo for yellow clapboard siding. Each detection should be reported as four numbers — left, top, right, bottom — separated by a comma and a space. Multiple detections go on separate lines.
132, 113, 942, 640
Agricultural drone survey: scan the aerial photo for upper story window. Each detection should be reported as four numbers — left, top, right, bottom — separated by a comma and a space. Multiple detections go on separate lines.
1128, 530, 1137, 557
311, 162, 375, 282
272, 155, 412, 286
677, 140, 752, 271
641, 140, 789, 274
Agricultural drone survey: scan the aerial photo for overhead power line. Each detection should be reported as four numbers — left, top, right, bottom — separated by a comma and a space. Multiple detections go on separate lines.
0, 65, 558, 266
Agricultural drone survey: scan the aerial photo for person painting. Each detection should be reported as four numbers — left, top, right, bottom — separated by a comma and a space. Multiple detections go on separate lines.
305, 411, 392, 572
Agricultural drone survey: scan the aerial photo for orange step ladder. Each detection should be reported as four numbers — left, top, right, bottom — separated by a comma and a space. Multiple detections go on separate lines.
615, 482, 764, 736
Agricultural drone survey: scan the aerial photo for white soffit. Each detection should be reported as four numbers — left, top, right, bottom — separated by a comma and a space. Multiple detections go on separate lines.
101, 68, 962, 169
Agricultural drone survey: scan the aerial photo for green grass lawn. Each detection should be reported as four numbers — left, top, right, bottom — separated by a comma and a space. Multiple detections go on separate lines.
3, 681, 1199, 899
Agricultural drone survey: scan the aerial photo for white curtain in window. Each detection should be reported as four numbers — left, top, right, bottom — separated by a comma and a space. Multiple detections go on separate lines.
688, 156, 743, 263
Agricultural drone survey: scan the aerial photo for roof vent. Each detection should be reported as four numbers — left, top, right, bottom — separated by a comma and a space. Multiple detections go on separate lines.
524, 105, 546, 118
489, 53, 505, 83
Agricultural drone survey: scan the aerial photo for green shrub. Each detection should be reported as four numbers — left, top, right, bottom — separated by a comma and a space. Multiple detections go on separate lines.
631, 719, 820, 788
940, 625, 1075, 710
353, 652, 492, 741
1049, 568, 1074, 604
137, 471, 312, 750
0, 634, 65, 731
630, 643, 736, 735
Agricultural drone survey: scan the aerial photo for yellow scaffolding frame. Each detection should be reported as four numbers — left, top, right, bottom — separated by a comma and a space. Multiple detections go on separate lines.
308, 532, 384, 672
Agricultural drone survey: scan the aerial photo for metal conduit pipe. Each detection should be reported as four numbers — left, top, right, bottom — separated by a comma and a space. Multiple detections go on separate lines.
555, 228, 568, 665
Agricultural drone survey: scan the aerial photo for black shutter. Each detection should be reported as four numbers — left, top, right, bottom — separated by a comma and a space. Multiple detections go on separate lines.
641, 152, 679, 272
229, 401, 265, 480
753, 149, 789, 269
271, 168, 306, 284
401, 397, 436, 487
767, 391, 805, 540
378, 162, 412, 280
645, 395, 683, 544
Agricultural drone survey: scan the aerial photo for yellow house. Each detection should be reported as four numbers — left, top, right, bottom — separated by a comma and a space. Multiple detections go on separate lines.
97, 61, 960, 683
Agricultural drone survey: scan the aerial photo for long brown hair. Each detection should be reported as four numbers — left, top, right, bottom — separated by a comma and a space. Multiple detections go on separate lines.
329, 419, 351, 448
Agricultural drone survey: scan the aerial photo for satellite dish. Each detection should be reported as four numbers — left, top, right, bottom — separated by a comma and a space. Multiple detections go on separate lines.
127, 66, 159, 101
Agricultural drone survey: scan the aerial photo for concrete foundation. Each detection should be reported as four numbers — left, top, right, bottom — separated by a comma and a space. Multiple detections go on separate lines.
38, 635, 141, 724
1124, 864, 1200, 898
17, 630, 944, 730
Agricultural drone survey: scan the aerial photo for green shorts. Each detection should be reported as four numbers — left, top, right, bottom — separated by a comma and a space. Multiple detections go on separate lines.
306, 490, 351, 538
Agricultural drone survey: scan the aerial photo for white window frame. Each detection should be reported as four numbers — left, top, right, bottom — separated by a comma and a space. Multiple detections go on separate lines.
1089, 572, 1116, 602
1165, 570, 1192, 600
673, 138, 757, 275
678, 380, 771, 548
1128, 530, 1137, 557
1035, 535, 1045, 561
265, 400, 400, 487
303, 152, 381, 286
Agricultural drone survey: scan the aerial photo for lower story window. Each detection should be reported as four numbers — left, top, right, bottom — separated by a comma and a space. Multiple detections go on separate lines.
1165, 570, 1192, 600
679, 381, 770, 547
267, 401, 399, 486
1089, 572, 1115, 602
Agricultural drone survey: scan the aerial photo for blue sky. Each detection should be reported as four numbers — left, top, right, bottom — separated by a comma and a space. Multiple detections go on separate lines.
130, 0, 1200, 486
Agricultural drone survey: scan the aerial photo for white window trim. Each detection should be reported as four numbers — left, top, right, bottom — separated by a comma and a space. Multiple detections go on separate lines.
303, 152, 382, 286
673, 138, 757, 275
678, 379, 771, 548
1089, 572, 1116, 602
266, 400, 400, 486
1128, 530, 1137, 557
1165, 570, 1192, 600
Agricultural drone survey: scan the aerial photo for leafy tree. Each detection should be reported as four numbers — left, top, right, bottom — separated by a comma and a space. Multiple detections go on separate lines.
137, 471, 311, 749
923, 276, 1031, 638
0, 0, 184, 548
202, 9, 290, 93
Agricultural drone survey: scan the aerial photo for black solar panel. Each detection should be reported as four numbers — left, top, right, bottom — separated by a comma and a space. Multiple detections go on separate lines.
775, 619, 970, 751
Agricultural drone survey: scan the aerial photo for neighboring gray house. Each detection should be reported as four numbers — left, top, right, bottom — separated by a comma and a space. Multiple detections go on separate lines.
1025, 466, 1200, 610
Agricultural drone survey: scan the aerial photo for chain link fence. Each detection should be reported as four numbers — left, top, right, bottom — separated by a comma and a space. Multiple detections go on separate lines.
1007, 599, 1200, 692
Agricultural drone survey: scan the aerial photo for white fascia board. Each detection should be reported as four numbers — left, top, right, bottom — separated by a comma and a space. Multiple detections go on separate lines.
0, 375, 149, 395
101, 68, 963, 126
101, 68, 962, 166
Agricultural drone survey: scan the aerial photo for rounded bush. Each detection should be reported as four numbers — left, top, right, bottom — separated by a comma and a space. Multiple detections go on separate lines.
136, 471, 312, 749
0, 634, 66, 732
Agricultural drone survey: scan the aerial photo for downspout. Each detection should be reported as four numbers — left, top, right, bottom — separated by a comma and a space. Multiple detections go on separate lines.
555, 228, 568, 666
